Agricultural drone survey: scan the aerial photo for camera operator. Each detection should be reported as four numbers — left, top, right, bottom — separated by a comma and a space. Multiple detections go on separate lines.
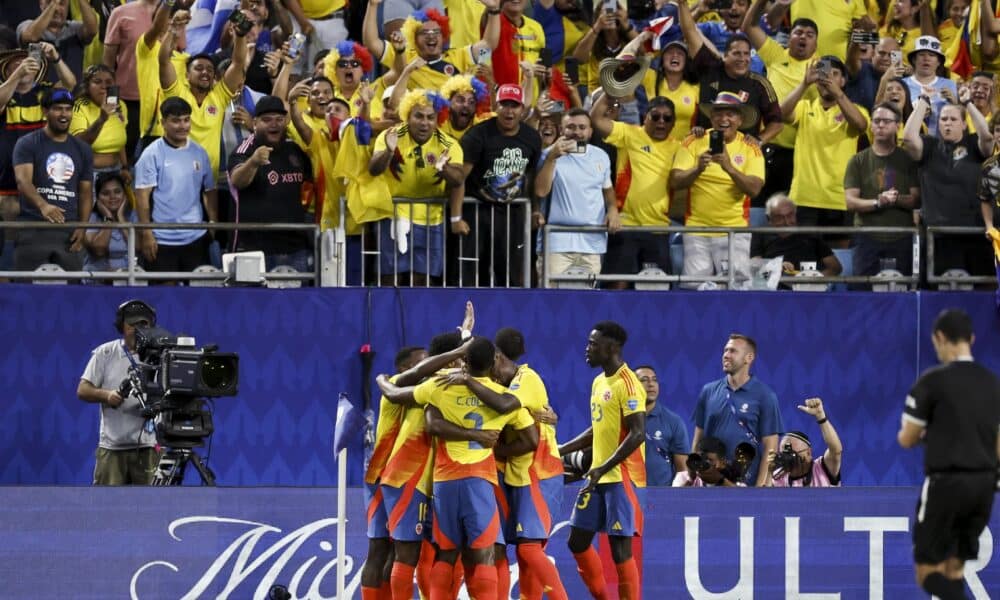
76, 300, 160, 485
672, 437, 745, 487
769, 397, 843, 487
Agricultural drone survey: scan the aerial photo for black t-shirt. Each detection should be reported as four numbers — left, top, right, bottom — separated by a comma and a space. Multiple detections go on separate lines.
460, 118, 541, 204
228, 134, 313, 253
904, 360, 1000, 474
917, 135, 986, 227
693, 46, 782, 135
11, 128, 93, 222
750, 232, 833, 267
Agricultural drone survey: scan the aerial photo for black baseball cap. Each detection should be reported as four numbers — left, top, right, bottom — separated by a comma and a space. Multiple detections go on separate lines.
254, 95, 287, 116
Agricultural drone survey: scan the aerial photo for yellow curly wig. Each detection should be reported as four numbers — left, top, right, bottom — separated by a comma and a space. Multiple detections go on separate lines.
398, 89, 434, 122
440, 75, 475, 100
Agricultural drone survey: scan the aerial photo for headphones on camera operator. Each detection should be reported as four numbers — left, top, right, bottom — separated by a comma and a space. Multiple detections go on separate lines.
114, 299, 157, 334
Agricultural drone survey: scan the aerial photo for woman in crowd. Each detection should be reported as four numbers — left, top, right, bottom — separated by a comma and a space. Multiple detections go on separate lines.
83, 172, 135, 279
643, 39, 700, 141
70, 64, 129, 196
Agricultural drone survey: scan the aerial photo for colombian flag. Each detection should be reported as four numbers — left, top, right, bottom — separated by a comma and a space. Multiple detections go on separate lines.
945, 0, 980, 79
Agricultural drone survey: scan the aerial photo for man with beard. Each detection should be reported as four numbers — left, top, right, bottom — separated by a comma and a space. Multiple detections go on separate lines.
158, 7, 248, 179
780, 56, 868, 242
691, 333, 783, 487
591, 92, 680, 287
456, 83, 541, 287
11, 87, 92, 271
676, 0, 782, 144
369, 89, 465, 286
228, 95, 313, 272
743, 0, 819, 213
844, 103, 919, 285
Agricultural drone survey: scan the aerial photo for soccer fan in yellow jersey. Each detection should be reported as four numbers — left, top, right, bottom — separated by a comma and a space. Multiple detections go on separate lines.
158, 8, 248, 179
414, 337, 537, 600
363, 0, 501, 93
134, 0, 186, 152
781, 56, 869, 244
591, 93, 681, 287
670, 93, 765, 288
559, 321, 646, 600
435, 327, 568, 600
368, 89, 465, 286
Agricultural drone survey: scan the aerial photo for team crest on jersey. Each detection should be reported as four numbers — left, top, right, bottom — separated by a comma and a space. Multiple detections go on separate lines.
602, 390, 612, 403
953, 146, 968, 161
626, 399, 639, 411
415, 522, 423, 535
444, 64, 455, 76
267, 170, 279, 185
740, 403, 749, 413
683, 96, 692, 105
207, 105, 218, 116
834, 112, 845, 123
733, 155, 744, 166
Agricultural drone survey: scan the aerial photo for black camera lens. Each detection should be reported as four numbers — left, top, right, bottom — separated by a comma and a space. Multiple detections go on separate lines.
201, 356, 237, 391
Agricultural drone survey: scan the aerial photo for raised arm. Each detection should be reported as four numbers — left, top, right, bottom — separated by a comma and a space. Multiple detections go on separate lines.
159, 11, 190, 90
375, 374, 418, 406
78, 0, 99, 43
963, 87, 995, 157
581, 411, 645, 493
395, 339, 472, 387
223, 25, 251, 94
780, 63, 817, 122
901, 96, 929, 160
143, 1, 172, 49
362, 0, 387, 61
590, 92, 616, 139
18, 1, 58, 43
742, 0, 770, 50
676, 0, 705, 57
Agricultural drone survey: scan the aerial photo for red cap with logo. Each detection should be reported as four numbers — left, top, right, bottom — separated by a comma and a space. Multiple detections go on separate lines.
496, 83, 524, 105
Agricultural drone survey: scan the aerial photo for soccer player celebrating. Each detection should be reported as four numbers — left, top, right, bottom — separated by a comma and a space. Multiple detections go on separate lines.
559, 321, 646, 600
436, 327, 568, 600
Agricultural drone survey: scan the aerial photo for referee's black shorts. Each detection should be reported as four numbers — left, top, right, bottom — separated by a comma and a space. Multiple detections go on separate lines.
913, 471, 996, 565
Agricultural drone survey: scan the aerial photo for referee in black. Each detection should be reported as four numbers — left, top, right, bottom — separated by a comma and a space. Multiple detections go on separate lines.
898, 308, 1000, 600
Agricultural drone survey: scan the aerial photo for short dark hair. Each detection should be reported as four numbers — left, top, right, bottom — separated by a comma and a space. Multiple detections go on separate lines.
872, 102, 901, 121
565, 107, 592, 123
329, 97, 351, 112
790, 18, 819, 35
634, 364, 656, 374
313, 49, 331, 68
95, 171, 126, 194
724, 34, 751, 54
466, 336, 496, 373
971, 70, 994, 81
697, 436, 727, 457
594, 321, 627, 346
820, 55, 847, 77
308, 75, 335, 89
186, 52, 217, 71
728, 333, 757, 354
394, 346, 425, 371
428, 331, 462, 356
932, 308, 974, 343
160, 96, 192, 119
784, 431, 812, 447
647, 96, 675, 113
494, 327, 525, 361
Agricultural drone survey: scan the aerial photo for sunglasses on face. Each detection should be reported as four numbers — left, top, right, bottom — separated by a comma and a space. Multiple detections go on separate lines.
337, 59, 361, 68
647, 113, 675, 123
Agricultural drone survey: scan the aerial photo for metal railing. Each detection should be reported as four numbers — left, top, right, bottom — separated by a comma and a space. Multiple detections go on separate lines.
0, 221, 321, 285
926, 226, 999, 285
542, 224, 927, 289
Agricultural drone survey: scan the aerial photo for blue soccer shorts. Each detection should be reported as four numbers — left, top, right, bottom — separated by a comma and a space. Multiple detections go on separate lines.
432, 478, 504, 550
569, 480, 645, 537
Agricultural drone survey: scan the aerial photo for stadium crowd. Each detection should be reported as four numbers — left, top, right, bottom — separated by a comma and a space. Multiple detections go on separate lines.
1, 0, 1000, 288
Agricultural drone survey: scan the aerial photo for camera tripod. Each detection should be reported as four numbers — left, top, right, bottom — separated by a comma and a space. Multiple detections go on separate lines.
151, 447, 216, 486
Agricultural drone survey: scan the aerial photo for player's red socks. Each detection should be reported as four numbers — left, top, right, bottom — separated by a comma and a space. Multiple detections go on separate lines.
417, 540, 435, 599
572, 547, 609, 600
391, 562, 416, 600
467, 563, 498, 600
451, 561, 465, 597
361, 585, 380, 600
429, 560, 454, 600
516, 543, 568, 600
495, 554, 510, 600
615, 557, 640, 600
378, 581, 393, 600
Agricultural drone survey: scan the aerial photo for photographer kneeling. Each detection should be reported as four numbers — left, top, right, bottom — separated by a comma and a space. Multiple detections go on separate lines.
769, 397, 843, 487
672, 437, 747, 487
77, 300, 160, 485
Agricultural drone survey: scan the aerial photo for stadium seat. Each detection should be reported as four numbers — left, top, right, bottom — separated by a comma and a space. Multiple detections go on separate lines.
872, 269, 908, 292
267, 265, 303, 289
634, 267, 671, 291
189, 265, 225, 288
553, 266, 594, 290
937, 269, 974, 291
32, 263, 67, 285
112, 266, 148, 287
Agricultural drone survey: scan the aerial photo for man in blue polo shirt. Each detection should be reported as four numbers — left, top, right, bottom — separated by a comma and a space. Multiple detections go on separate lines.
134, 96, 217, 276
691, 333, 783, 486
534, 108, 620, 283
636, 364, 689, 486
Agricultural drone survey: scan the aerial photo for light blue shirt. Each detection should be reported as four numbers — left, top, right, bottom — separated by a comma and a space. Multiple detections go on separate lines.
902, 76, 958, 137
134, 138, 213, 245
537, 144, 612, 254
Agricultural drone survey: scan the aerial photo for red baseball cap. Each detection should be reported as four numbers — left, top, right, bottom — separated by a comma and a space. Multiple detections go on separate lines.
496, 84, 524, 105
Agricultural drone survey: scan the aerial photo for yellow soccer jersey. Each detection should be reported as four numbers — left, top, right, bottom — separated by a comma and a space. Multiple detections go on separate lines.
789, 98, 869, 211
642, 75, 700, 142
605, 121, 678, 227
381, 403, 435, 497
364, 374, 405, 485
791, 0, 867, 60
135, 41, 188, 139
444, 0, 486, 48
755, 37, 817, 149
380, 45, 476, 92
372, 126, 464, 226
503, 365, 563, 487
70, 99, 128, 155
413, 374, 534, 485
162, 78, 236, 178
590, 363, 646, 486
299, 0, 346, 19
673, 131, 765, 234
